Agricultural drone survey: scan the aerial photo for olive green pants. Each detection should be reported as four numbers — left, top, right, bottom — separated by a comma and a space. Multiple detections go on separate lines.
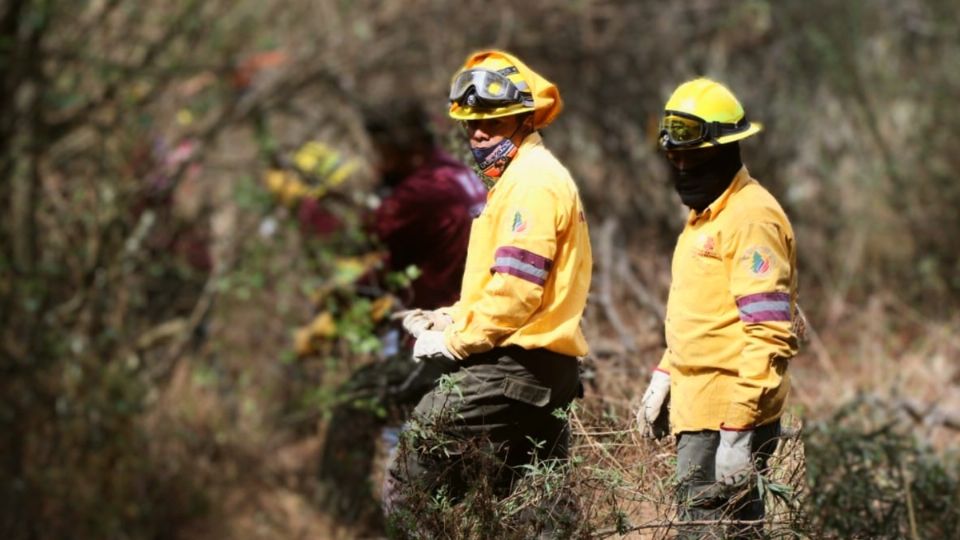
675, 420, 781, 539
383, 346, 581, 525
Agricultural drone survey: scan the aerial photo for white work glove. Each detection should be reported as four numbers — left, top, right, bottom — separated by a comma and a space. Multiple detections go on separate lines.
398, 309, 432, 338
715, 428, 754, 486
428, 307, 454, 332
636, 370, 671, 439
412, 330, 461, 362
395, 308, 455, 339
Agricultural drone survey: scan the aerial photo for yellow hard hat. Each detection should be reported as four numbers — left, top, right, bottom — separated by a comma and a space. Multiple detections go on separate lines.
448, 50, 562, 129
262, 141, 357, 206
293, 141, 356, 188
659, 78, 762, 150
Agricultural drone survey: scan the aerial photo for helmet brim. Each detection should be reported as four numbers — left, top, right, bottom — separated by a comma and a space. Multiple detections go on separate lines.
691, 122, 763, 149
449, 102, 534, 121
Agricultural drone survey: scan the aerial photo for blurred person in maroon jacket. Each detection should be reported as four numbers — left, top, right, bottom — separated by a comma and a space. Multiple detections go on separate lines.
364, 100, 486, 310
264, 102, 484, 311
316, 98, 485, 530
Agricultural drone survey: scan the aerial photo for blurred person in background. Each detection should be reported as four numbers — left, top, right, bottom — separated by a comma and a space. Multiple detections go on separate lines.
130, 134, 212, 341
362, 100, 488, 310
383, 50, 592, 534
304, 99, 486, 528
636, 78, 799, 539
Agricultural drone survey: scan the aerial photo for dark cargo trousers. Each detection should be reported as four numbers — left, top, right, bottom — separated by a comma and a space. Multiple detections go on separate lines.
382, 346, 581, 523
675, 420, 781, 539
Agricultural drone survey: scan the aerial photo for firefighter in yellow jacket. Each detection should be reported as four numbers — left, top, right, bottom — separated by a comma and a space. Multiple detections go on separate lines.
637, 78, 798, 538
383, 50, 592, 528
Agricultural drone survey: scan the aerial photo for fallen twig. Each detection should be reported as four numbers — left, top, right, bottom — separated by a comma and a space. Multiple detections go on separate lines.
593, 517, 787, 537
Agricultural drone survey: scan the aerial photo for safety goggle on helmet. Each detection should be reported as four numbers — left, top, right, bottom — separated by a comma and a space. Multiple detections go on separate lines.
449, 67, 534, 109
659, 110, 752, 150
658, 78, 763, 150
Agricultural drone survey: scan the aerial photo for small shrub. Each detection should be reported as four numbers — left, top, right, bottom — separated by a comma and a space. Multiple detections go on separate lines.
804, 396, 960, 539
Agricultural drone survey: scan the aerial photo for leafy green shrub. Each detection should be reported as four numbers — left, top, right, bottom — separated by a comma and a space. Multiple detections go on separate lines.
804, 396, 960, 539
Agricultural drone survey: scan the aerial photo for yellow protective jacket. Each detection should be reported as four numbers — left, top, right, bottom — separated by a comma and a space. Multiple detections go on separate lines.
444, 132, 592, 358
657, 167, 798, 433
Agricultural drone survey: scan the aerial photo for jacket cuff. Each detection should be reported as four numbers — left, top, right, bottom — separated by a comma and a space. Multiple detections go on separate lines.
444, 327, 471, 359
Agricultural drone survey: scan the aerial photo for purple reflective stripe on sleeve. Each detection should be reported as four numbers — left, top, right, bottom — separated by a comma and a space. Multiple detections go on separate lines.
491, 246, 553, 286
736, 292, 791, 323
492, 264, 547, 285
736, 292, 790, 306
494, 246, 553, 270
739, 310, 791, 323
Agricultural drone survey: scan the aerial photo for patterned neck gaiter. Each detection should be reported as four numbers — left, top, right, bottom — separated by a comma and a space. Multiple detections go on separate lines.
470, 137, 518, 178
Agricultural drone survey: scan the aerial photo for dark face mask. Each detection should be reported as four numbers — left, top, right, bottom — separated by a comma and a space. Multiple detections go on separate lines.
668, 142, 742, 213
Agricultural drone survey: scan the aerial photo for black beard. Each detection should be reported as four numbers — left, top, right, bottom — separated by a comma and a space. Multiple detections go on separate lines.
669, 143, 743, 213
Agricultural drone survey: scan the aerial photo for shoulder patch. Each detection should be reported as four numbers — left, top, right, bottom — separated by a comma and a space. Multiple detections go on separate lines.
510, 209, 529, 234
740, 245, 775, 277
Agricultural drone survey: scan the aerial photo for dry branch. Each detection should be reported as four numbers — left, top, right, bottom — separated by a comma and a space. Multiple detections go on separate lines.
895, 397, 960, 432
595, 217, 636, 353
592, 518, 794, 538
618, 257, 666, 320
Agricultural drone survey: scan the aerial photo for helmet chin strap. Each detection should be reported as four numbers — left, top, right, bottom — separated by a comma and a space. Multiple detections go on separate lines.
505, 115, 528, 142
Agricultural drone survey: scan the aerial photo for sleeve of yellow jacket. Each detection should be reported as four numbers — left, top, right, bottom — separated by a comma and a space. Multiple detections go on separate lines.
722, 221, 797, 429
445, 179, 563, 357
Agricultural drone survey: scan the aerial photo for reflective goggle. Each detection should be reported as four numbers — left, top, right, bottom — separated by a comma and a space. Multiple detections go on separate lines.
449, 67, 533, 108
659, 110, 750, 149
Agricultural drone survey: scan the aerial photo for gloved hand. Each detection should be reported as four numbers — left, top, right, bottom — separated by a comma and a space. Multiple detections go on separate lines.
792, 304, 809, 343
426, 307, 454, 332
715, 428, 754, 486
412, 330, 461, 362
395, 308, 455, 338
636, 370, 671, 439
398, 309, 432, 338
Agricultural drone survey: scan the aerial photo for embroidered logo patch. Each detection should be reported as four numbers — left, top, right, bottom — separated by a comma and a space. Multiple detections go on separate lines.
695, 234, 718, 258
741, 246, 775, 277
511, 210, 528, 233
